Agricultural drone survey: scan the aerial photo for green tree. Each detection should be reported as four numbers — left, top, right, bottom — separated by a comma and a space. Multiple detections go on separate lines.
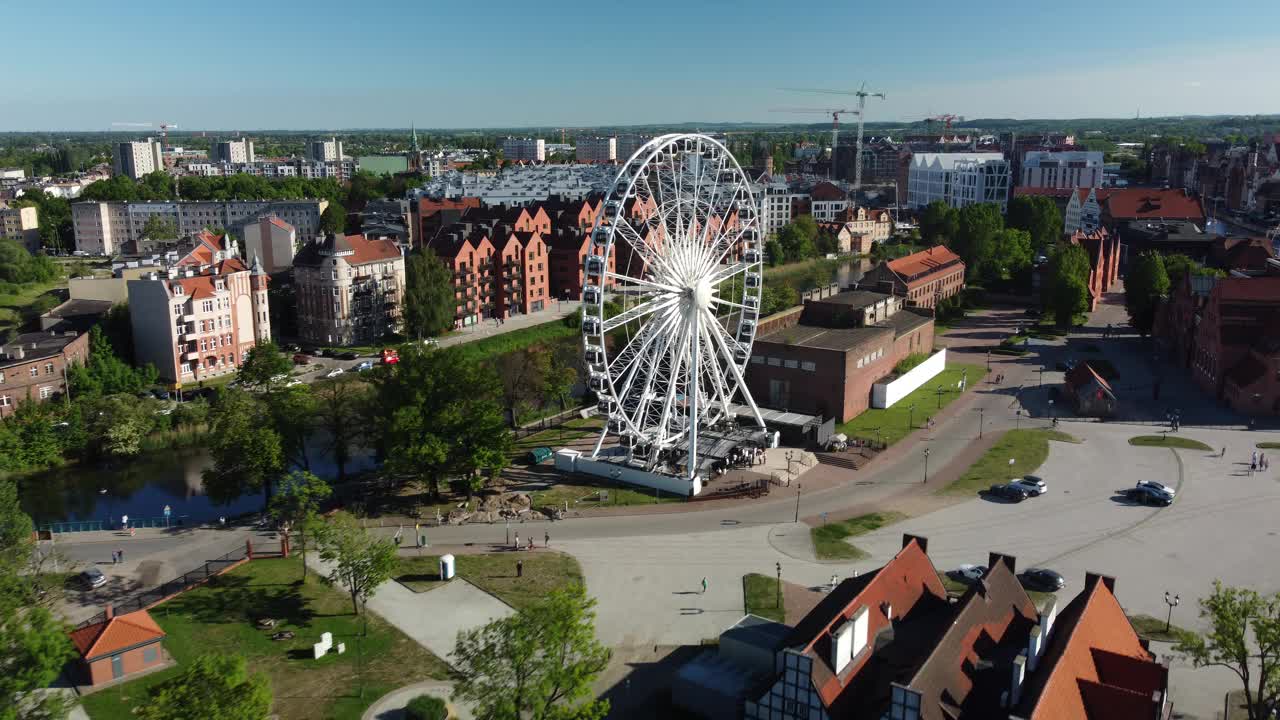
202, 389, 284, 503
496, 346, 550, 428
269, 471, 331, 581
237, 342, 293, 387
1163, 254, 1226, 286
1124, 251, 1170, 336
764, 238, 784, 267
312, 377, 368, 483
918, 200, 958, 244
67, 325, 158, 398
262, 384, 316, 472
543, 344, 578, 414
950, 203, 1004, 281
312, 511, 398, 616
139, 214, 178, 242
137, 654, 271, 720
778, 223, 815, 262
82, 394, 152, 459
320, 203, 346, 235
1176, 581, 1280, 720
989, 228, 1034, 283
0, 239, 58, 284
402, 252, 456, 338
453, 584, 611, 720
1043, 243, 1092, 326
1006, 195, 1063, 251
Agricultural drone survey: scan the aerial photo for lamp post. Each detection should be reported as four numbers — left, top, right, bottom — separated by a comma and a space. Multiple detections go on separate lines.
1048, 399, 1055, 423
776, 561, 782, 610
794, 484, 802, 523
978, 408, 985, 438
1164, 591, 1181, 633
923, 448, 930, 484
936, 384, 943, 409
1039, 367, 1045, 387
1015, 409, 1022, 430
986, 349, 991, 371
908, 403, 916, 431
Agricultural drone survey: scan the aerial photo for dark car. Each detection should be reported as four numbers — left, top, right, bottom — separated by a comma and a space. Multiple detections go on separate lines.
1122, 486, 1172, 506
282, 343, 301, 352
1019, 568, 1066, 592
151, 388, 170, 400
985, 483, 1029, 502
78, 568, 107, 589
338, 351, 359, 361
292, 353, 311, 365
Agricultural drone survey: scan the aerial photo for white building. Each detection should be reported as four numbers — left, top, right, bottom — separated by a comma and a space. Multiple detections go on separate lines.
1063, 188, 1105, 234
1021, 150, 1104, 189
502, 137, 546, 163
72, 199, 328, 256
308, 137, 345, 162
907, 153, 1010, 211
0, 202, 40, 252
575, 137, 616, 164
809, 181, 850, 222
756, 174, 798, 238
0, 168, 25, 180
213, 138, 255, 164
241, 215, 297, 273
112, 139, 164, 180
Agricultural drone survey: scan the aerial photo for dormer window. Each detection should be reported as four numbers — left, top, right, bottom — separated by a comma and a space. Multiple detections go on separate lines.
215, 280, 225, 291
174, 285, 183, 295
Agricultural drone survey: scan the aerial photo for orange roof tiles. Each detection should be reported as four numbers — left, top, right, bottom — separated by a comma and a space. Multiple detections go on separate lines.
887, 246, 964, 282
69, 610, 165, 660
1104, 188, 1204, 221
343, 234, 402, 266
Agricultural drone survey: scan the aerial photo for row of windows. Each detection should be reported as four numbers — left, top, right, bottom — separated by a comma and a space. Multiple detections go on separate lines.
856, 347, 884, 369
0, 384, 57, 406
750, 356, 818, 372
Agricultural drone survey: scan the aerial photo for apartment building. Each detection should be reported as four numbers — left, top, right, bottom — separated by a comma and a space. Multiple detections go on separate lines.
241, 215, 297, 273
502, 137, 546, 163
809, 181, 850, 222
1021, 150, 1104, 189
757, 174, 797, 238
212, 138, 255, 164
126, 256, 271, 385
0, 202, 40, 252
293, 233, 405, 346
428, 209, 555, 324
112, 139, 164, 180
862, 245, 966, 308
0, 330, 89, 417
575, 137, 617, 164
615, 134, 654, 161
307, 137, 344, 162
72, 199, 327, 256
907, 152, 1011, 210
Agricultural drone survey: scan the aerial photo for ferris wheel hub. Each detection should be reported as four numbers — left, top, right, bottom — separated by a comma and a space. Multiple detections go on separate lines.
689, 278, 713, 312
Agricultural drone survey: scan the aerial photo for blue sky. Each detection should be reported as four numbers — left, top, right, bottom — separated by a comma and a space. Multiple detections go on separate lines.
6, 0, 1279, 130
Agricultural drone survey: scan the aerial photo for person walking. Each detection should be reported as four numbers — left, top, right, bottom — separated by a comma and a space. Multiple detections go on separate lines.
110, 550, 117, 565
1221, 446, 1227, 458
544, 531, 550, 548
517, 559, 523, 578
117, 548, 124, 563
514, 531, 519, 550
700, 577, 708, 594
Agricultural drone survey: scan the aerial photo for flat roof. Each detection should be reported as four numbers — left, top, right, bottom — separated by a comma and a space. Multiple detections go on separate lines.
812, 289, 890, 309
757, 323, 892, 352
729, 404, 821, 428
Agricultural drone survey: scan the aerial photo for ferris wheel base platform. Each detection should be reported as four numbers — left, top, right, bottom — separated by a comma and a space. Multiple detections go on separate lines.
556, 448, 704, 497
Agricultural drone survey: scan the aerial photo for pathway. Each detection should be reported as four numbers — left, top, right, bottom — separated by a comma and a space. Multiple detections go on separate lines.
362, 680, 473, 720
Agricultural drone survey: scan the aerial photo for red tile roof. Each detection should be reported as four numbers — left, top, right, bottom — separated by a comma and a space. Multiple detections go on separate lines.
887, 246, 964, 283
343, 234, 402, 266
267, 215, 294, 232
810, 181, 847, 202
69, 610, 165, 660
1013, 187, 1078, 198
1103, 189, 1204, 222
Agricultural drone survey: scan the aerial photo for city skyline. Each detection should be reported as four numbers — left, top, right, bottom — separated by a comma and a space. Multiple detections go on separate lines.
6, 0, 1280, 131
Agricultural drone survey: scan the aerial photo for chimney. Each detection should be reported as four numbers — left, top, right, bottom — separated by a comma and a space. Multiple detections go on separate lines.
104, 604, 114, 620
988, 552, 1017, 574
1010, 651, 1027, 706
13, 346, 24, 360
901, 533, 929, 554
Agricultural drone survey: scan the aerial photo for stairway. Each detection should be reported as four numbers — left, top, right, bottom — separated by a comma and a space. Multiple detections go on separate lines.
815, 452, 861, 471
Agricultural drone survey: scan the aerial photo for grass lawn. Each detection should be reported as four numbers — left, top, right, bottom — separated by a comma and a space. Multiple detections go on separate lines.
938, 429, 1080, 497
743, 573, 785, 622
1128, 435, 1213, 451
80, 557, 448, 720
394, 551, 583, 610
512, 416, 603, 453
837, 364, 988, 447
811, 512, 906, 561
0, 278, 64, 337
1127, 613, 1194, 644
1256, 442, 1280, 450
447, 320, 578, 364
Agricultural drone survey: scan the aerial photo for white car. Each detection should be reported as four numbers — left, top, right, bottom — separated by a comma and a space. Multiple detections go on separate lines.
324, 368, 345, 379
1136, 480, 1175, 498
948, 564, 987, 585
270, 373, 288, 384
1012, 475, 1047, 496
285, 379, 304, 387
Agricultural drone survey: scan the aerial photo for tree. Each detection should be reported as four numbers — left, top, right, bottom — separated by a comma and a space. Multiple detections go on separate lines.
262, 384, 316, 472
764, 238, 784, 267
237, 342, 293, 388
496, 346, 550, 428
989, 228, 1034, 283
312, 377, 368, 483
312, 511, 397, 616
778, 223, 815, 262
1043, 243, 1092, 326
403, 252, 456, 338
82, 394, 152, 459
320, 203, 346, 235
543, 343, 578, 414
67, 325, 157, 398
918, 201, 957, 245
202, 389, 284, 504
269, 471, 331, 581
1006, 195, 1063, 252
1163, 253, 1225, 286
1176, 582, 1280, 720
139, 214, 178, 242
453, 584, 611, 720
950, 203, 1004, 281
1123, 251, 1170, 336
137, 654, 271, 720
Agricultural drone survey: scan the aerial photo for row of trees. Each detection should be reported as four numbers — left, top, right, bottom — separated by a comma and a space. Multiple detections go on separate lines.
767, 215, 842, 265
0, 239, 59, 287
9, 189, 73, 251
78, 171, 345, 206
1124, 251, 1227, 335
918, 200, 1043, 288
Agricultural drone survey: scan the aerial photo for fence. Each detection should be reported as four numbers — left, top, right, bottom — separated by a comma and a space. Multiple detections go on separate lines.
73, 540, 283, 630
40, 515, 190, 534
513, 405, 594, 441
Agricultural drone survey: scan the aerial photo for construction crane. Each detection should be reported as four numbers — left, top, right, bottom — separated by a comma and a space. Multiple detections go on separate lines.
158, 123, 178, 151
770, 107, 858, 180
781, 84, 885, 190
927, 114, 958, 137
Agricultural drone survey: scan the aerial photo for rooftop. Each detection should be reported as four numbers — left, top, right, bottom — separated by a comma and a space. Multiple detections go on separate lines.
887, 246, 965, 282
1, 329, 83, 367
68, 609, 165, 661
758, 323, 892, 352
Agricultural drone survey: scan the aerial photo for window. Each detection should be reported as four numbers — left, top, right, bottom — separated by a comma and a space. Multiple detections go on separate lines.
143, 646, 157, 664
29, 367, 38, 377
173, 305, 182, 317
39, 386, 53, 399
767, 357, 781, 367
784, 359, 798, 369
201, 300, 214, 313
0, 396, 9, 407
801, 361, 816, 372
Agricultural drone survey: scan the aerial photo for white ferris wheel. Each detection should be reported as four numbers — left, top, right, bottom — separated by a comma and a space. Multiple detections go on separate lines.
581, 133, 767, 482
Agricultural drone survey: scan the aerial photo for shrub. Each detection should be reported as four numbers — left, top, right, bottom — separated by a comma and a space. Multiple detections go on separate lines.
893, 352, 928, 374
406, 695, 448, 720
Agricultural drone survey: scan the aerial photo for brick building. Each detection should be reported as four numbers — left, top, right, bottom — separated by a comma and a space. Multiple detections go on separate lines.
292, 233, 406, 346
861, 245, 966, 309
0, 329, 90, 417
1067, 228, 1121, 311
746, 290, 935, 422
68, 607, 168, 687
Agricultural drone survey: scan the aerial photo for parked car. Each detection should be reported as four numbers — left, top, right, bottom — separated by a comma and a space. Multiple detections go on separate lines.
1136, 480, 1176, 498
1019, 568, 1066, 592
79, 568, 107, 589
984, 483, 1029, 502
269, 373, 288, 384
285, 379, 304, 387
1122, 486, 1173, 506
338, 351, 359, 361
1012, 475, 1047, 496
1024, 308, 1042, 317
324, 367, 345, 379
282, 343, 301, 352
948, 564, 987, 585
151, 388, 170, 400
292, 353, 311, 365
381, 348, 400, 365
354, 361, 374, 372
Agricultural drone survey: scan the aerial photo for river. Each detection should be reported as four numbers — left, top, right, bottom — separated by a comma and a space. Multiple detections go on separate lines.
18, 435, 379, 527
768, 256, 873, 293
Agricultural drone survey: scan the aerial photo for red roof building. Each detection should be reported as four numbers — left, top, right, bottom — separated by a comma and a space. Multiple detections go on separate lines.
1102, 189, 1205, 226
862, 246, 966, 309
69, 607, 168, 687
1067, 229, 1120, 311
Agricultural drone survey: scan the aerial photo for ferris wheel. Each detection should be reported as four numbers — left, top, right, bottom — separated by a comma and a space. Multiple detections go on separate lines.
581, 134, 767, 481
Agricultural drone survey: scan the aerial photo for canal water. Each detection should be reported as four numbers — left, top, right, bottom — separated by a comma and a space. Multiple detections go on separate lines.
19, 436, 378, 527
770, 257, 873, 293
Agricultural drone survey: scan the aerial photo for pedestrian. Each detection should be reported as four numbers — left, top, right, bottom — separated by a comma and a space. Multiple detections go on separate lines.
1263, 453, 1268, 471
514, 531, 519, 550
517, 559, 523, 578
117, 548, 124, 563
544, 531, 550, 548
527, 537, 534, 551
1253, 450, 1259, 469
1222, 446, 1227, 458
219, 515, 226, 528
111, 550, 117, 564
700, 577, 708, 594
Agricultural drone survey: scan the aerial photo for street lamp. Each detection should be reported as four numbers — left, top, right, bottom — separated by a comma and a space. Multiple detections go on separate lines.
1015, 409, 1023, 430
978, 408, 985, 438
936, 384, 943, 409
794, 484, 802, 523
986, 349, 991, 370
923, 447, 930, 484
1048, 399, 1055, 422
908, 403, 916, 431
776, 561, 782, 609
1038, 367, 1045, 387
1164, 591, 1181, 633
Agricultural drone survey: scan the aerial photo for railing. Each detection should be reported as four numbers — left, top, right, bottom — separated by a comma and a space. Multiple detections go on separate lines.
41, 515, 189, 534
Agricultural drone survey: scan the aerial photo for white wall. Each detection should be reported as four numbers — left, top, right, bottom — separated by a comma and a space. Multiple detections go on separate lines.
555, 449, 701, 496
871, 348, 947, 409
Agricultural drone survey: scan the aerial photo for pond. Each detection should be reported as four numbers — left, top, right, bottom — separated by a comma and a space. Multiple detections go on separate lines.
18, 435, 380, 527
770, 257, 873, 294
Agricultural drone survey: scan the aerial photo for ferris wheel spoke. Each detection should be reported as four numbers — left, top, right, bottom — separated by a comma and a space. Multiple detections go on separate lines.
603, 271, 680, 295
700, 306, 765, 427
697, 321, 732, 418
603, 293, 680, 334
709, 295, 754, 312
706, 261, 752, 287
614, 217, 677, 280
